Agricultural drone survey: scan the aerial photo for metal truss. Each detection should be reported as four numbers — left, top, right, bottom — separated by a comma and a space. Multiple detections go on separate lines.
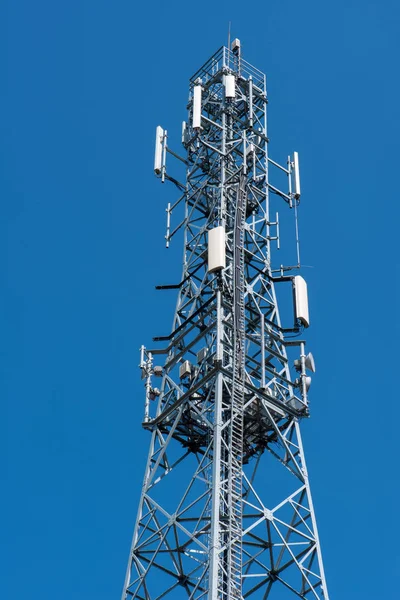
121, 44, 330, 600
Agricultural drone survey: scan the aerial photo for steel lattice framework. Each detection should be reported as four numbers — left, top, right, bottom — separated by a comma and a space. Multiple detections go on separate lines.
121, 43, 330, 600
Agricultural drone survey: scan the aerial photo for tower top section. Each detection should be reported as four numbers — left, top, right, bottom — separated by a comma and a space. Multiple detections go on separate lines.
190, 43, 266, 95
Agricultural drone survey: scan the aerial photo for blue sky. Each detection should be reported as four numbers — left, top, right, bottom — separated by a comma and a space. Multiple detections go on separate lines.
2, 1, 399, 598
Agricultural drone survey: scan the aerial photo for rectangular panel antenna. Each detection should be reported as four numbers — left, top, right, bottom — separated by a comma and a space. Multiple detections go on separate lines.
293, 275, 309, 327
225, 74, 236, 98
293, 151, 301, 199
193, 85, 202, 129
208, 226, 226, 272
154, 126, 164, 174
181, 121, 187, 145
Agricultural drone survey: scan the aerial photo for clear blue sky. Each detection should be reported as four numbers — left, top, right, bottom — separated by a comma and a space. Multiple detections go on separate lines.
2, 1, 399, 598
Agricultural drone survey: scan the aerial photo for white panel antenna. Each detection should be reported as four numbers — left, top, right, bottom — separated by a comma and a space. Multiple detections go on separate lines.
224, 74, 236, 98
293, 151, 301, 199
193, 85, 202, 129
154, 126, 164, 174
208, 226, 226, 272
293, 275, 309, 327
181, 121, 187, 145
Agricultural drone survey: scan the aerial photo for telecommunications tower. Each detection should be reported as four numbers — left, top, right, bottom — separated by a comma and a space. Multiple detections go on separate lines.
121, 40, 330, 600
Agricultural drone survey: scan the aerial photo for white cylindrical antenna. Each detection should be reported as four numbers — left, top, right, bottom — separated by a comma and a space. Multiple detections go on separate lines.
192, 85, 202, 129
293, 151, 301, 199
224, 74, 235, 99
181, 121, 187, 145
154, 126, 164, 174
208, 226, 226, 272
293, 275, 309, 328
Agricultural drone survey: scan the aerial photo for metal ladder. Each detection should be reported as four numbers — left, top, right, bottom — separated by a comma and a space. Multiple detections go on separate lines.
227, 174, 246, 599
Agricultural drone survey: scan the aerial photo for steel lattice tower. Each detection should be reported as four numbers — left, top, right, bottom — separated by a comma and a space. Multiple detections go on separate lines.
121, 41, 330, 600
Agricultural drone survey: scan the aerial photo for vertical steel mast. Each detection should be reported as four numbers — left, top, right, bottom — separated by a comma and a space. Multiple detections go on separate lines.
121, 41, 330, 600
